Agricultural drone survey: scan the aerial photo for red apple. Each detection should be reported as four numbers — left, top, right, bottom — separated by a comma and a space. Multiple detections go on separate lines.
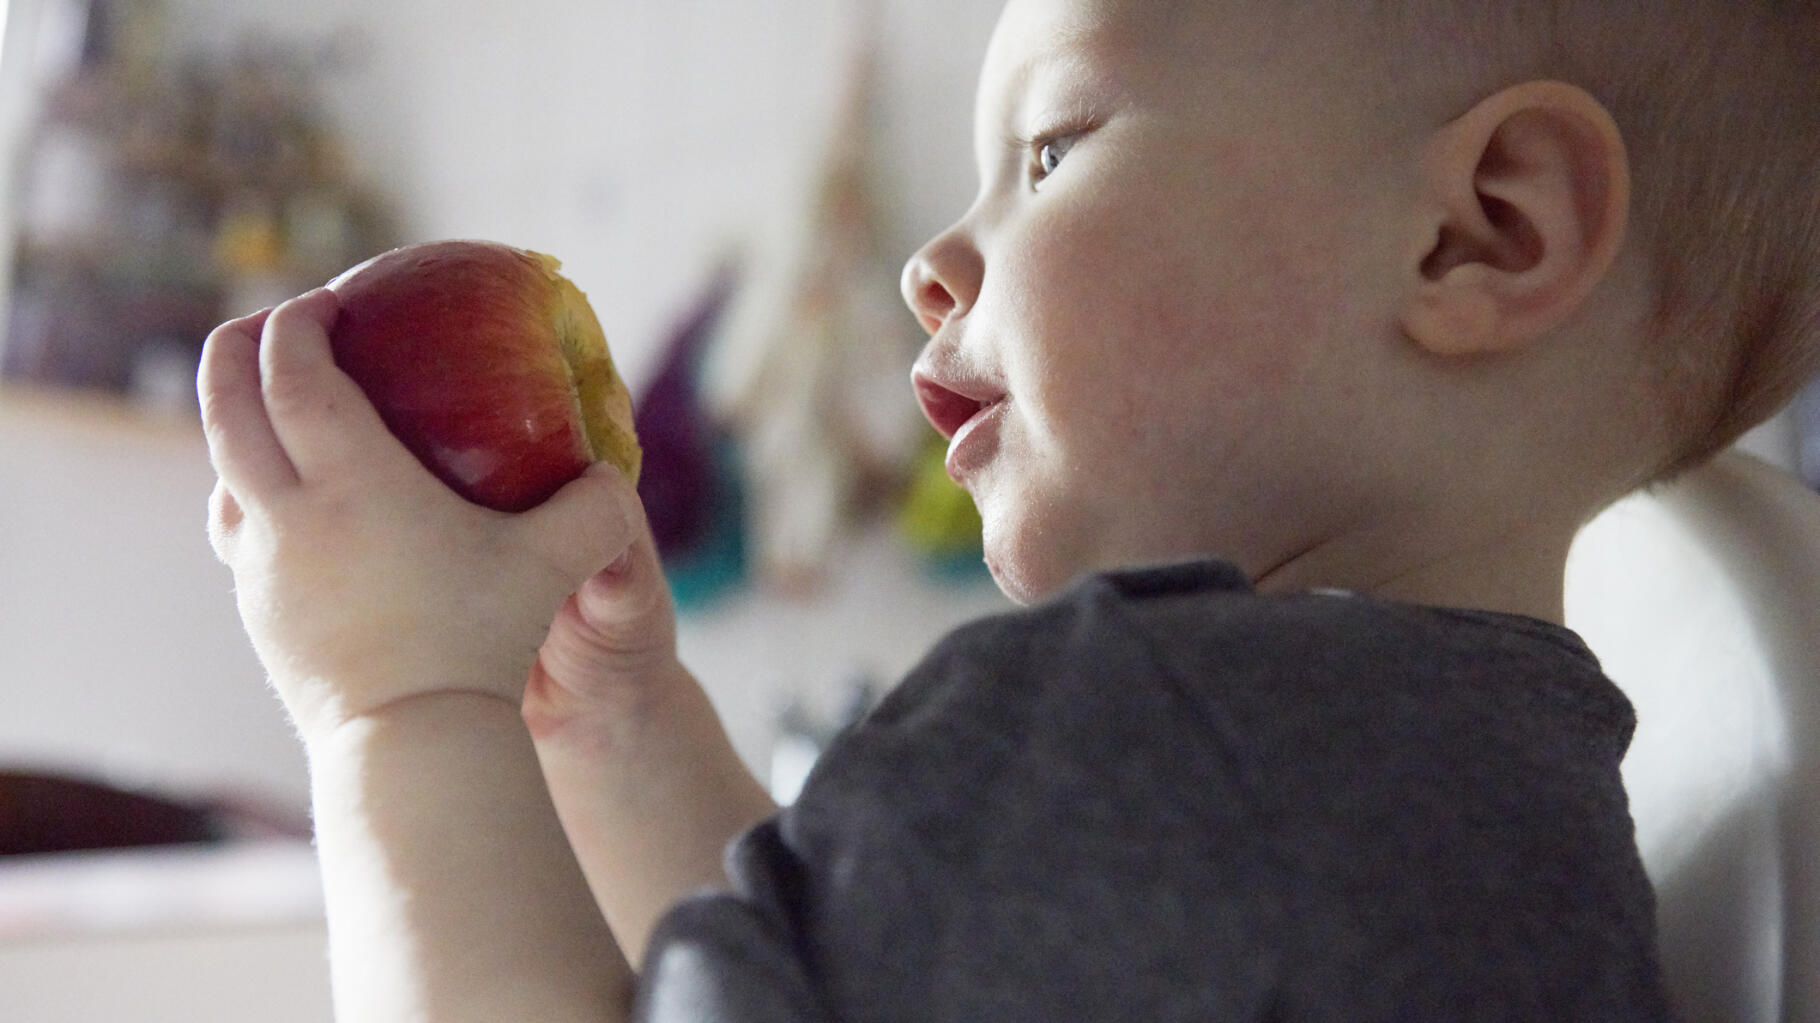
324, 240, 641, 513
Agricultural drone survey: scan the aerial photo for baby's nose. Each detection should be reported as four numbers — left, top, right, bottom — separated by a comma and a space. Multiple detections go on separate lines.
901, 226, 983, 336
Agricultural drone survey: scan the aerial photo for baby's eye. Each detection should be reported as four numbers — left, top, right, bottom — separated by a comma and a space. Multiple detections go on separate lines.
1032, 133, 1080, 185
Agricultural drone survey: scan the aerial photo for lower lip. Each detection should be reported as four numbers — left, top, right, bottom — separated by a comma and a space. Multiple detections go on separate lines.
945, 400, 1006, 483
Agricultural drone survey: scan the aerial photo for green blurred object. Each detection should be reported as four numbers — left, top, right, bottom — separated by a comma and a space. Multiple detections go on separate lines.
899, 434, 986, 579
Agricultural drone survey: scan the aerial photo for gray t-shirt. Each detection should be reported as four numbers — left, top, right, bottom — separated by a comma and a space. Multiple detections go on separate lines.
636, 560, 1671, 1021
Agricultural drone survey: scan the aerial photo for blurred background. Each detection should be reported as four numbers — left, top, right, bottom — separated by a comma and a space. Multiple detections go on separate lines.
0, 1, 1817, 1020
0, 0, 1012, 1017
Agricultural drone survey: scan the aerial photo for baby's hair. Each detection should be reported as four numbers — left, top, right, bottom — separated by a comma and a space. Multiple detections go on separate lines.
1350, 0, 1820, 481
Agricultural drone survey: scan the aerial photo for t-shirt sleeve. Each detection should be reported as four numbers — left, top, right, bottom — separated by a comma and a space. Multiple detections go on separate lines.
635, 819, 834, 1023
635, 899, 827, 1023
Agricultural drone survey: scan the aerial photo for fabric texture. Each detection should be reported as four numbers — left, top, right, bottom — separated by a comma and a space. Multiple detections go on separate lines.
636, 560, 1672, 1021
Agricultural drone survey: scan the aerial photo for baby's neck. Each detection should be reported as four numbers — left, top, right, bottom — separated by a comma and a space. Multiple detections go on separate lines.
1255, 515, 1579, 625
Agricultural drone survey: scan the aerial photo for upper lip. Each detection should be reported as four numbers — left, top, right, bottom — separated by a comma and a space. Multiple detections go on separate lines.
911, 364, 1005, 440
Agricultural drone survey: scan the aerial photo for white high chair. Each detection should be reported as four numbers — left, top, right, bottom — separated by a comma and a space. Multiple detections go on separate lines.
1566, 449, 1820, 1023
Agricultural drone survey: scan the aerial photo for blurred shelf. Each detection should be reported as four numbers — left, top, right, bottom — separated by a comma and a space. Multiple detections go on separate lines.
0, 380, 203, 444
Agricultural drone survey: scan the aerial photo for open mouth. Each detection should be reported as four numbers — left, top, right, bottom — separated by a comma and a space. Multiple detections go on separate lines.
913, 372, 1003, 440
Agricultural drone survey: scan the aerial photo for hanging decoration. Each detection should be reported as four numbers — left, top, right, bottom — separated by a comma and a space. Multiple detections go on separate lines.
704, 29, 929, 596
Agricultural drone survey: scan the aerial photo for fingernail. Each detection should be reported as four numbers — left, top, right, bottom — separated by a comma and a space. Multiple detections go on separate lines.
225, 306, 275, 336
279, 287, 342, 327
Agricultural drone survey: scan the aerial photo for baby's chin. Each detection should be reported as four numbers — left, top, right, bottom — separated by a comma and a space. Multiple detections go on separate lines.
979, 510, 1095, 607
984, 556, 1045, 607
976, 471, 1210, 605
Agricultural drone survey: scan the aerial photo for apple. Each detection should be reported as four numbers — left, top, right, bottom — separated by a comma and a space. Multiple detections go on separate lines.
324, 240, 641, 513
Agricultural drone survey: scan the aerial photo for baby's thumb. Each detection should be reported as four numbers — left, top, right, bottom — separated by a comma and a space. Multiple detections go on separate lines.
517, 461, 643, 585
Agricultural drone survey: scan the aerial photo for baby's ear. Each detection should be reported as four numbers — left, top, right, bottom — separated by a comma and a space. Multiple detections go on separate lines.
1400, 80, 1630, 358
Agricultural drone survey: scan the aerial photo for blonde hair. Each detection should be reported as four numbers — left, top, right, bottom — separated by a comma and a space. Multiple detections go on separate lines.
1354, 1, 1820, 481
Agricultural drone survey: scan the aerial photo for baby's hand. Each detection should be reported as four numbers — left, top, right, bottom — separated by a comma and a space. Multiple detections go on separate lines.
522, 495, 684, 742
199, 290, 640, 747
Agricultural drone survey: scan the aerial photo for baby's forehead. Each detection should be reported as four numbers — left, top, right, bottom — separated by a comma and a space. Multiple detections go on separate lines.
972, 0, 1297, 161
983, 0, 1178, 73
975, 0, 1185, 116
977, 0, 1295, 103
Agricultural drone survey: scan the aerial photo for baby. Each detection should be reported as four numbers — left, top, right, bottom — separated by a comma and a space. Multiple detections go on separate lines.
197, 0, 1819, 1020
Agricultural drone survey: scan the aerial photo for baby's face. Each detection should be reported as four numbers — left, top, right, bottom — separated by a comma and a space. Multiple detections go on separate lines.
905, 0, 1404, 603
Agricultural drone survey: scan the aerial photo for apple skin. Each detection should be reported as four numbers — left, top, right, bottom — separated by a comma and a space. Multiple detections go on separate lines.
324, 240, 641, 513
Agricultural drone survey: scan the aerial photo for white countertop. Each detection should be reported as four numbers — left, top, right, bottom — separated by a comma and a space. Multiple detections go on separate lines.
0, 840, 324, 942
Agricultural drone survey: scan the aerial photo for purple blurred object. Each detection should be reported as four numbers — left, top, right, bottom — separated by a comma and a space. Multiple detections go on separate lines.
635, 263, 741, 558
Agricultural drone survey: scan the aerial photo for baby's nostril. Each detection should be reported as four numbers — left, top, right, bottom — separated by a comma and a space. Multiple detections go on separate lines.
917, 307, 945, 336
917, 282, 955, 333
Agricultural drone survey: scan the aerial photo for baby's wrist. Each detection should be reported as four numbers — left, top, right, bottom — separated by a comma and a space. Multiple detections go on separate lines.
524, 657, 702, 757
303, 688, 527, 761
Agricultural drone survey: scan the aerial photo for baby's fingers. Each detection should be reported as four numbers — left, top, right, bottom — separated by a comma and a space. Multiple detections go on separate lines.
198, 308, 298, 497
257, 289, 414, 486
515, 462, 643, 587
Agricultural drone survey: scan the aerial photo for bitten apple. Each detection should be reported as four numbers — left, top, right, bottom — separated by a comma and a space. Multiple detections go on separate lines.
324, 240, 641, 513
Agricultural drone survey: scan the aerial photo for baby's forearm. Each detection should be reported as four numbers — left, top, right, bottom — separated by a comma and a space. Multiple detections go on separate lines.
531, 661, 778, 966
308, 693, 633, 1023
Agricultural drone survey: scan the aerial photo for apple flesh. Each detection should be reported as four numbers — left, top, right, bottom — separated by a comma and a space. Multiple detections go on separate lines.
325, 240, 641, 513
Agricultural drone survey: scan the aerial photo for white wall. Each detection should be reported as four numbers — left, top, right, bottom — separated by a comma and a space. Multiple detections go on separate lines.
0, 390, 306, 803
